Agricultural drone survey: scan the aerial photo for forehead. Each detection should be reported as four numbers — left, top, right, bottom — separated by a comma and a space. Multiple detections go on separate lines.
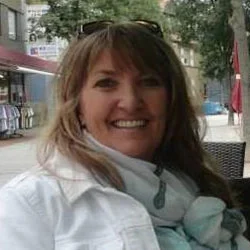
90, 50, 117, 70
88, 48, 149, 76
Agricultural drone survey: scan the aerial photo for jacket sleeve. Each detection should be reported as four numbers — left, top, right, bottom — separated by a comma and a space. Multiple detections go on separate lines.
0, 187, 54, 250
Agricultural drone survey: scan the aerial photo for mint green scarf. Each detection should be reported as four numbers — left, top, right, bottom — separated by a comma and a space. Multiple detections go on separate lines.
85, 132, 250, 250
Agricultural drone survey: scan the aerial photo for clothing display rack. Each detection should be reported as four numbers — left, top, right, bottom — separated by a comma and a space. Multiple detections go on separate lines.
0, 104, 34, 140
17, 106, 34, 130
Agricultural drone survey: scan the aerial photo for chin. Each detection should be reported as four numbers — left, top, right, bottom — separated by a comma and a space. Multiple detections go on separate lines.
108, 140, 154, 161
118, 148, 152, 161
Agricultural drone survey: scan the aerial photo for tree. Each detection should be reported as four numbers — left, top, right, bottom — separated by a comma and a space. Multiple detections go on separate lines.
37, 0, 167, 42
170, 0, 235, 124
230, 0, 250, 158
170, 0, 250, 147
28, 16, 47, 41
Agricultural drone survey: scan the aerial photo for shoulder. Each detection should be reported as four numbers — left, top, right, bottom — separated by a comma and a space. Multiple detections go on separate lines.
1, 169, 61, 199
0, 148, 99, 205
0, 170, 63, 249
0, 169, 64, 219
0, 165, 117, 217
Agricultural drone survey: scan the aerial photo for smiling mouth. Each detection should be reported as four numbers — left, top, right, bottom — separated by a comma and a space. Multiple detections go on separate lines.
112, 120, 148, 128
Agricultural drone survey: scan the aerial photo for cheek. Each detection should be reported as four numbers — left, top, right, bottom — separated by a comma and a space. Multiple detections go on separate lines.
79, 92, 86, 117
153, 91, 168, 118
79, 91, 93, 123
79, 91, 110, 126
154, 92, 168, 138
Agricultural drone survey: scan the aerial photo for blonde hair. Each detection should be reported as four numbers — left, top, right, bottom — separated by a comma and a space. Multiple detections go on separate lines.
38, 22, 235, 206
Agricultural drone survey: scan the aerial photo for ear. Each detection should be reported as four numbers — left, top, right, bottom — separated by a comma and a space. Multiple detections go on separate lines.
78, 113, 86, 129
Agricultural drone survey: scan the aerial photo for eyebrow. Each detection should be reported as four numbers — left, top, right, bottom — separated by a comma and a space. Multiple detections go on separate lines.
92, 70, 161, 82
93, 69, 118, 76
140, 74, 159, 79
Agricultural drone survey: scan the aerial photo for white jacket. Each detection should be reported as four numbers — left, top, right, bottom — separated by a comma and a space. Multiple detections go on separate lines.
0, 151, 161, 250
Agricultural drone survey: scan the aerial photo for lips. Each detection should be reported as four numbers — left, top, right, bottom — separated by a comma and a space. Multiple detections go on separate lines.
112, 120, 148, 128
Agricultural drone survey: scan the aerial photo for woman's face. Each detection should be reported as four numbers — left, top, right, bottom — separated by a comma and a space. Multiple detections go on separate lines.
79, 50, 167, 161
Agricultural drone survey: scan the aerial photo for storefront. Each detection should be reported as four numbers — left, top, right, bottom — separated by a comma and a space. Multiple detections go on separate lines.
0, 70, 25, 105
0, 45, 57, 139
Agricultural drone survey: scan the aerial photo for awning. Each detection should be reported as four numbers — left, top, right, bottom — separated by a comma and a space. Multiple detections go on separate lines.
0, 45, 58, 75
231, 41, 242, 114
231, 78, 242, 113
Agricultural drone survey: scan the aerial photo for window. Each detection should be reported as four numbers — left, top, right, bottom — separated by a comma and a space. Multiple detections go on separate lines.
180, 47, 190, 66
8, 9, 17, 40
180, 47, 195, 67
0, 71, 8, 104
190, 79, 196, 97
10, 72, 24, 104
190, 49, 195, 67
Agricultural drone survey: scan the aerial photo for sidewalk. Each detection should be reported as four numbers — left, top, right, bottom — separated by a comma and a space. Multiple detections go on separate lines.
204, 114, 241, 142
0, 127, 41, 148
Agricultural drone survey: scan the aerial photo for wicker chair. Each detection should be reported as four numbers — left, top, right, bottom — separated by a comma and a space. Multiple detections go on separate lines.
203, 141, 246, 179
229, 177, 250, 239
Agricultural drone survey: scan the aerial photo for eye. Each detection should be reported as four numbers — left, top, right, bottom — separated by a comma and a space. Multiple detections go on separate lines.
94, 78, 118, 89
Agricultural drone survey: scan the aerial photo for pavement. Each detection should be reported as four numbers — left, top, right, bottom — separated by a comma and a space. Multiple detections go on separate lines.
0, 114, 249, 187
0, 128, 40, 187
204, 114, 242, 142
0, 127, 41, 148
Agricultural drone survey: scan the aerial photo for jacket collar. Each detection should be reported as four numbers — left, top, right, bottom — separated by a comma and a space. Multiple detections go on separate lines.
38, 132, 157, 203
39, 150, 102, 203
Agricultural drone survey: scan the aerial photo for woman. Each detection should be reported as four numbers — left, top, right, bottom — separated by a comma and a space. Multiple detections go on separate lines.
0, 21, 249, 249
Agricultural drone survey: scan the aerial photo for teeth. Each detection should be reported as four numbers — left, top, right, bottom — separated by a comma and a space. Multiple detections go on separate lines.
114, 120, 146, 128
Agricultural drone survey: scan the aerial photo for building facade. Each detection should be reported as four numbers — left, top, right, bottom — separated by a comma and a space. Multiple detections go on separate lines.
0, 0, 26, 52
159, 0, 204, 105
171, 37, 204, 101
26, 3, 68, 61
0, 0, 26, 107
0, 0, 56, 139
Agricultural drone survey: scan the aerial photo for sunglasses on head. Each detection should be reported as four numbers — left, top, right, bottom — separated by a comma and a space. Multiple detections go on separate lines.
77, 20, 163, 39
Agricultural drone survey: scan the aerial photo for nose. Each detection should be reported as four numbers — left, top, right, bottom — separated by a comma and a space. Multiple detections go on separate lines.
117, 84, 144, 112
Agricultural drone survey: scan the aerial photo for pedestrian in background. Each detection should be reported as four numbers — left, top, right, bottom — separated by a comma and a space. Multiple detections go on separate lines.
0, 21, 249, 249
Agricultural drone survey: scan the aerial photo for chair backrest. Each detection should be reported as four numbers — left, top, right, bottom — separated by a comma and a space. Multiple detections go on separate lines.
203, 141, 246, 179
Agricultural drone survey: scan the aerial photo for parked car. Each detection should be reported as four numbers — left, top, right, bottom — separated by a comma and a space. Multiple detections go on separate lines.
202, 101, 225, 115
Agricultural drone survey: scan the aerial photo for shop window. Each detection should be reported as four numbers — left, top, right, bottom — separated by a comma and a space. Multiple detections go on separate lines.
9, 72, 25, 105
0, 71, 9, 104
8, 9, 17, 40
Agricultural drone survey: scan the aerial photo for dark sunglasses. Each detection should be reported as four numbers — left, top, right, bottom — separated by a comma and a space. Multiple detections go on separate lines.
77, 20, 163, 39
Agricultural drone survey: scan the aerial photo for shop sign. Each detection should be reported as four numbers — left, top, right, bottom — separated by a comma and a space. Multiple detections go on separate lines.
27, 45, 58, 59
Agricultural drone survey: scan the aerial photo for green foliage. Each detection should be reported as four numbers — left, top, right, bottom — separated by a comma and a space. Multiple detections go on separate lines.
170, 0, 234, 80
243, 0, 250, 54
28, 16, 47, 40
36, 0, 166, 41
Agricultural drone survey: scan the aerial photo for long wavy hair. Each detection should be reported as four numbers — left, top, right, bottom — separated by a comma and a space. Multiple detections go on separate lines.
38, 22, 235, 207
